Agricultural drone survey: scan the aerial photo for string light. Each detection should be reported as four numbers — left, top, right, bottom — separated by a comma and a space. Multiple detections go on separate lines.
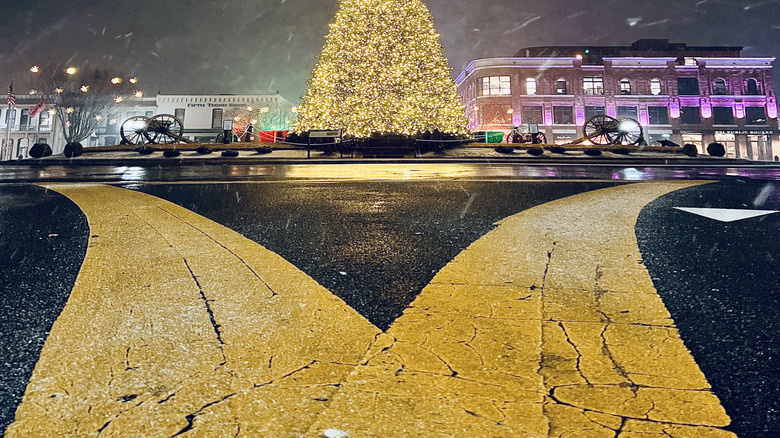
30, 66, 40, 73
294, 0, 468, 137
65, 67, 77, 75
134, 91, 144, 98
111, 77, 123, 84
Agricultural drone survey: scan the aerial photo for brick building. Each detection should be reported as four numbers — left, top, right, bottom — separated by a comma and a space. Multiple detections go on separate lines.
455, 39, 779, 160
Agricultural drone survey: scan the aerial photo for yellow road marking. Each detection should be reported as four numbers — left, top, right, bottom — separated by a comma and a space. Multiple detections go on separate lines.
309, 181, 736, 437
7, 182, 735, 437
6, 184, 381, 437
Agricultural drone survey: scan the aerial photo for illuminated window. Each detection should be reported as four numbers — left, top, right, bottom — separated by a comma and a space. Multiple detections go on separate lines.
556, 79, 567, 94
684, 57, 697, 66
647, 106, 669, 125
480, 76, 511, 96
713, 79, 728, 95
746, 79, 760, 95
525, 78, 537, 95
620, 78, 631, 95
582, 77, 604, 95
650, 78, 662, 95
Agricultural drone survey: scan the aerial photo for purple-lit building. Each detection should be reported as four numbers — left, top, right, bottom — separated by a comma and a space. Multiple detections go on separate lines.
455, 39, 779, 160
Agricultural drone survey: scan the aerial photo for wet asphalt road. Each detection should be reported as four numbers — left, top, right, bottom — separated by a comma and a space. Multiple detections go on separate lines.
0, 186, 88, 434
0, 178, 779, 436
636, 181, 780, 437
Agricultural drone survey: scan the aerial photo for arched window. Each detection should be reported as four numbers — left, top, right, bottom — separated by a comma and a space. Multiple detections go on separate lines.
747, 78, 760, 95
526, 78, 537, 95
713, 79, 728, 95
556, 78, 567, 94
620, 78, 631, 95
650, 78, 662, 96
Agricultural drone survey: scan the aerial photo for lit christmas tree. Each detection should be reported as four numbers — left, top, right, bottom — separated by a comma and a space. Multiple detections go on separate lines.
295, 0, 468, 138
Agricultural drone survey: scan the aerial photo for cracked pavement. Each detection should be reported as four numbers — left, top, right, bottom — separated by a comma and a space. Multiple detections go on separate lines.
5, 182, 735, 437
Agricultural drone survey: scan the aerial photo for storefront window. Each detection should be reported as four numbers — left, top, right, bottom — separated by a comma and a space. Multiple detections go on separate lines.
682, 133, 704, 154
714, 133, 736, 158
553, 106, 573, 124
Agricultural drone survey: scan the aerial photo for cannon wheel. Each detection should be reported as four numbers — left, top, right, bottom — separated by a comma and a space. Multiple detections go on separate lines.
143, 114, 184, 144
583, 115, 620, 145
120, 116, 150, 145
614, 117, 643, 145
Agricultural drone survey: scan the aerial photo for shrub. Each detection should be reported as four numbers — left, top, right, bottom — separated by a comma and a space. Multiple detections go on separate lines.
548, 146, 567, 154
29, 143, 53, 158
584, 149, 602, 156
196, 146, 213, 155
137, 146, 155, 155
256, 146, 273, 154
495, 146, 514, 154
63, 142, 84, 158
612, 148, 632, 155
526, 147, 544, 156
707, 142, 726, 157
221, 150, 240, 157
163, 149, 181, 158
682, 143, 699, 157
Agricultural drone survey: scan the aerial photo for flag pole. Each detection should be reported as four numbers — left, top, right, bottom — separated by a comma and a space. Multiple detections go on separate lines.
3, 106, 11, 162
4, 81, 14, 161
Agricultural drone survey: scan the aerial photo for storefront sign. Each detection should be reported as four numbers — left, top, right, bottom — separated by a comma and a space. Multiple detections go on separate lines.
716, 130, 775, 135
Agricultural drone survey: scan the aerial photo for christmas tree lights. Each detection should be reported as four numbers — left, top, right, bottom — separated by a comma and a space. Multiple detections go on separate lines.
295, 0, 468, 137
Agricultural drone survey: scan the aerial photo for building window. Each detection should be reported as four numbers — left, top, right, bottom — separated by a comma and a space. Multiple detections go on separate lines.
584, 106, 605, 119
650, 78, 662, 95
526, 78, 537, 95
556, 79, 567, 94
684, 57, 698, 66
746, 106, 767, 125
19, 109, 30, 130
583, 77, 604, 95
522, 106, 543, 124
647, 106, 669, 125
617, 106, 638, 119
212, 109, 223, 129
553, 106, 574, 124
480, 76, 511, 96
174, 108, 185, 121
680, 106, 702, 124
620, 79, 631, 95
677, 78, 699, 96
713, 79, 728, 95
746, 79, 760, 95
712, 107, 734, 125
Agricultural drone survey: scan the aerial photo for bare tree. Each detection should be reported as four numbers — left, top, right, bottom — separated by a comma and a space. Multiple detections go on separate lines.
30, 64, 141, 144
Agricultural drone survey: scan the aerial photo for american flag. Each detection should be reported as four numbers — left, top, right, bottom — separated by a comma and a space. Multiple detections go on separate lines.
7, 83, 15, 106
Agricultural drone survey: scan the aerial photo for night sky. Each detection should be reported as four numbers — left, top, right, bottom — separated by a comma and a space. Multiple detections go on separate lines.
1, 0, 779, 102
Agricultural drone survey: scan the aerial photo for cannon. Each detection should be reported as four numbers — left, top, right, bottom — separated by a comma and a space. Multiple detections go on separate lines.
120, 114, 185, 145
572, 114, 644, 146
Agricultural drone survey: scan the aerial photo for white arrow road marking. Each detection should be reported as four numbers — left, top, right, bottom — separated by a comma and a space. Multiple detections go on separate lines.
675, 207, 779, 223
